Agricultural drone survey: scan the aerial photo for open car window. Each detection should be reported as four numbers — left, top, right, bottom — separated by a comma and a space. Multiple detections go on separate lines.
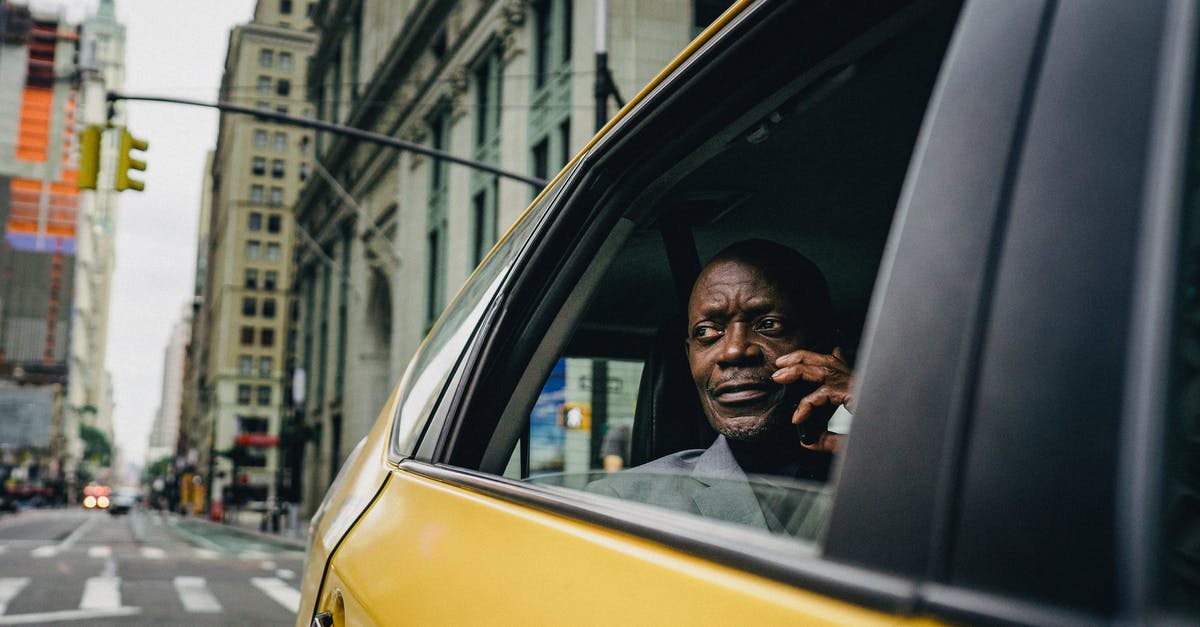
480, 1, 965, 542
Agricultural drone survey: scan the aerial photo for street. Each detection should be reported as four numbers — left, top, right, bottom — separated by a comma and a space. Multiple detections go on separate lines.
0, 506, 303, 625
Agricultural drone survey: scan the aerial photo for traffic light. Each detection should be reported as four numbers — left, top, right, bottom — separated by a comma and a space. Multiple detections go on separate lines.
78, 125, 102, 190
115, 127, 148, 192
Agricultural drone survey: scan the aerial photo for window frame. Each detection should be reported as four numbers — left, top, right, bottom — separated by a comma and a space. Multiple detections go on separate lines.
390, 0, 1032, 618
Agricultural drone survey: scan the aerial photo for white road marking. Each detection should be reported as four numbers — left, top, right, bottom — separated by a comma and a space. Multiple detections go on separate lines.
0, 578, 31, 615
192, 548, 219, 560
173, 576, 222, 613
140, 547, 165, 560
87, 546, 111, 558
275, 568, 295, 580
29, 547, 57, 559
0, 547, 6, 556
0, 607, 140, 625
250, 577, 300, 613
239, 551, 270, 561
57, 516, 96, 550
260, 560, 277, 570
79, 576, 121, 611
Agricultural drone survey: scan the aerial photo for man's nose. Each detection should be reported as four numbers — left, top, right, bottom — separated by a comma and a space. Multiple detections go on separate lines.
718, 323, 761, 365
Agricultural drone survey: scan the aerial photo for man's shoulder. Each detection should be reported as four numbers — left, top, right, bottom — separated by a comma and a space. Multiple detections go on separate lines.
583, 448, 707, 498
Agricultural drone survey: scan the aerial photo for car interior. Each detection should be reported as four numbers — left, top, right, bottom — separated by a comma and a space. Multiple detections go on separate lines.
488, 2, 963, 499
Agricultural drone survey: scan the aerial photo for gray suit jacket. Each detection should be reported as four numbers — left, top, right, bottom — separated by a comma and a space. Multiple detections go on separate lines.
585, 435, 830, 538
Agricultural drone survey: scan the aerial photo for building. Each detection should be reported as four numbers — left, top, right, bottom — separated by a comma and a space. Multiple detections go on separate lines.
0, 2, 85, 498
291, 0, 713, 513
68, 0, 126, 466
192, 1, 316, 515
146, 305, 190, 464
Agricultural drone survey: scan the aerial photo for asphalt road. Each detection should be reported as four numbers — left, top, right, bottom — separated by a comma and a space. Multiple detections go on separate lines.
0, 506, 305, 626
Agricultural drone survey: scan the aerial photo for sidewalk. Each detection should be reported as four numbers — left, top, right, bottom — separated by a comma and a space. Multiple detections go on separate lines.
169, 507, 309, 551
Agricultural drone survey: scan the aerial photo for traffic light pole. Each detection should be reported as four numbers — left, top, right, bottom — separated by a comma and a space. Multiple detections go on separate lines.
105, 92, 549, 190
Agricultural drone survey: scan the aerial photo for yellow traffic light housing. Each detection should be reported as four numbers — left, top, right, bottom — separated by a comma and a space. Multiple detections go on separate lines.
115, 127, 148, 192
78, 125, 102, 190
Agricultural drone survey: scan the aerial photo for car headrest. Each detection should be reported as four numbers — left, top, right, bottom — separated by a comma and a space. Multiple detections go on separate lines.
630, 317, 716, 466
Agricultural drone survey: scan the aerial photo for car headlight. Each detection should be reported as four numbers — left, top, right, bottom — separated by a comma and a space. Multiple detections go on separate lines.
83, 495, 96, 508
97, 495, 110, 508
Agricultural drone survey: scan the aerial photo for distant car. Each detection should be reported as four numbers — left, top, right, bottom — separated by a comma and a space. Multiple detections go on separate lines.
82, 484, 110, 510
107, 488, 140, 515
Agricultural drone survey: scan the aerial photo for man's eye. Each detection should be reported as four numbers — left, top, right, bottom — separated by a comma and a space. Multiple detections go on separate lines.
755, 318, 786, 334
693, 325, 721, 341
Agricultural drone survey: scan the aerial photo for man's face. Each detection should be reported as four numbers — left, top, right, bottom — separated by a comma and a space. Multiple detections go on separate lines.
686, 257, 808, 441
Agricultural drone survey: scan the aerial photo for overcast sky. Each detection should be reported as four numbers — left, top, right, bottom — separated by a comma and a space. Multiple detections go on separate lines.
40, 0, 257, 468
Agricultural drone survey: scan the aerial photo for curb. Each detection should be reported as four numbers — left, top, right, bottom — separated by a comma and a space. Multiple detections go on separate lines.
165, 511, 309, 551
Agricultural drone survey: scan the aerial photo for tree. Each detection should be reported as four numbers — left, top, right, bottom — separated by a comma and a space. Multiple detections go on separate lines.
78, 424, 112, 467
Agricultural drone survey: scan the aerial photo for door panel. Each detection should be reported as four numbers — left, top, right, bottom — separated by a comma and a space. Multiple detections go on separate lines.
321, 467, 943, 626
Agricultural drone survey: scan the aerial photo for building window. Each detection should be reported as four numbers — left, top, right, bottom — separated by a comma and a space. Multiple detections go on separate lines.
267, 213, 282, 233
254, 129, 268, 147
257, 76, 271, 94
252, 157, 266, 176
237, 384, 252, 405
259, 49, 273, 68
269, 187, 283, 207
238, 355, 253, 376
271, 159, 285, 178
273, 132, 287, 152
242, 297, 257, 316
259, 357, 273, 378
266, 242, 281, 262
280, 0, 292, 14
246, 240, 261, 260
256, 101, 271, 112
261, 328, 275, 347
559, 117, 571, 169
472, 189, 497, 266
238, 416, 268, 433
264, 270, 278, 291
262, 298, 277, 319
248, 212, 262, 231
299, 163, 310, 181
276, 105, 288, 115
277, 79, 291, 97
533, 0, 551, 89
531, 138, 549, 182
279, 52, 293, 72
256, 385, 271, 405
240, 327, 255, 346
250, 184, 264, 204
244, 269, 259, 290
474, 48, 503, 149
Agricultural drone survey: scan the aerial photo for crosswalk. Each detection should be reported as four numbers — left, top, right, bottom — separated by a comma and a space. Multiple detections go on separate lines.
0, 543, 302, 622
0, 573, 300, 621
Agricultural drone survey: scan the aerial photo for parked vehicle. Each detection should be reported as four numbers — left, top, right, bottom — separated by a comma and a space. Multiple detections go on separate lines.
297, 0, 1200, 625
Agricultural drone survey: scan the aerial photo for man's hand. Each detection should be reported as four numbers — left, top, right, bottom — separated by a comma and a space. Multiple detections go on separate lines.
771, 346, 854, 453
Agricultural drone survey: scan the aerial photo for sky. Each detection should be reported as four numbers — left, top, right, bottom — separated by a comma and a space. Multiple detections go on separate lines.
38, 0, 257, 468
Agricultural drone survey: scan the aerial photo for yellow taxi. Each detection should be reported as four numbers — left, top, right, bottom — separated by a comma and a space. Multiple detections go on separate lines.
298, 0, 1200, 624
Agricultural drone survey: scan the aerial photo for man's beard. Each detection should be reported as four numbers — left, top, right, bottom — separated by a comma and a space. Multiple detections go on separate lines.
715, 410, 790, 442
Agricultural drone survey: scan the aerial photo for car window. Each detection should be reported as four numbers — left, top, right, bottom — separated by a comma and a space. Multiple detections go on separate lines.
487, 1, 962, 542
389, 176, 566, 458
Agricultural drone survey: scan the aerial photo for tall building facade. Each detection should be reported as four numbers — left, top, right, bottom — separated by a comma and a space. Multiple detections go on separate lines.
291, 0, 706, 513
146, 306, 190, 464
0, 2, 85, 498
193, 1, 315, 514
68, 0, 126, 459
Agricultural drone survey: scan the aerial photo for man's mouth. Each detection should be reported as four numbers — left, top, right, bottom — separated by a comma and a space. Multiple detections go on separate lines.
710, 380, 780, 405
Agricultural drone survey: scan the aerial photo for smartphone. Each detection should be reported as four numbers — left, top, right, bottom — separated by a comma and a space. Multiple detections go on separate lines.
785, 381, 836, 445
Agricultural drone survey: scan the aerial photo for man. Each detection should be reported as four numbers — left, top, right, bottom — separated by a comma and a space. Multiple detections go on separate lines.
587, 239, 853, 536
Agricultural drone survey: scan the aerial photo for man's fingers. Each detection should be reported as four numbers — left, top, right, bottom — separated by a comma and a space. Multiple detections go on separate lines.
771, 364, 845, 384
791, 386, 836, 424
801, 432, 844, 454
